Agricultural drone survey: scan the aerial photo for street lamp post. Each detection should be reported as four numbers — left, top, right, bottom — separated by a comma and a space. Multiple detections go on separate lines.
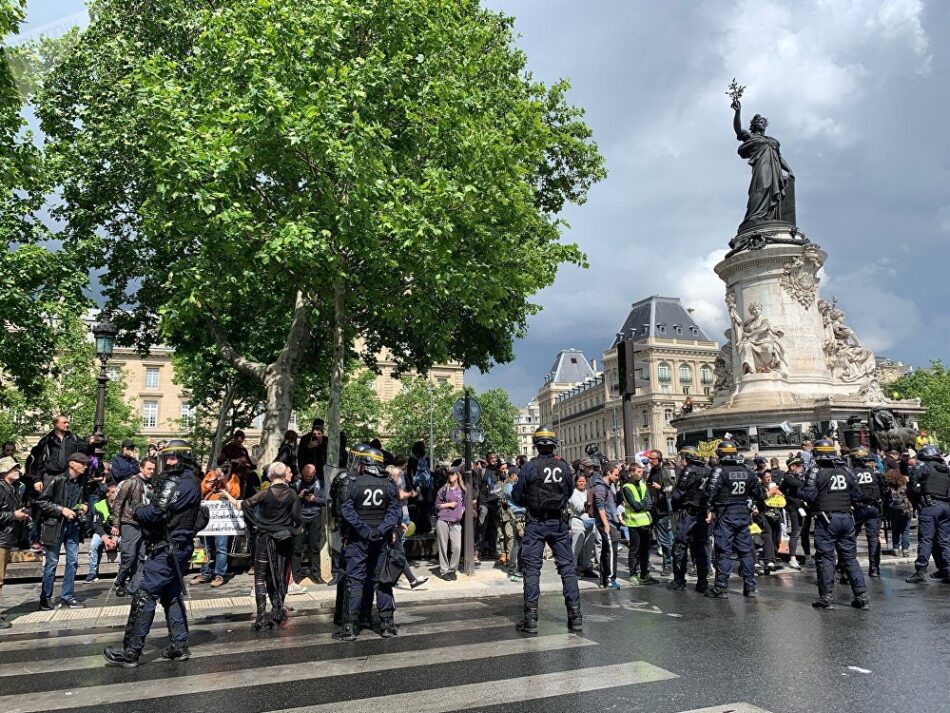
91, 311, 118, 440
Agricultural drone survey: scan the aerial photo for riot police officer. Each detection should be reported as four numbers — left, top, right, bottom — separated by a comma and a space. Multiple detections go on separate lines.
103, 440, 202, 667
329, 445, 361, 635
511, 426, 582, 634
669, 445, 711, 593
803, 438, 868, 610
337, 445, 402, 641
703, 440, 761, 599
906, 444, 950, 584
849, 446, 887, 578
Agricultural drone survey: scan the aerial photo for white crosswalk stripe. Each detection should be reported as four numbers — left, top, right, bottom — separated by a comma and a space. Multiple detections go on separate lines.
267, 661, 680, 713
675, 706, 772, 713
0, 615, 513, 677
0, 633, 595, 713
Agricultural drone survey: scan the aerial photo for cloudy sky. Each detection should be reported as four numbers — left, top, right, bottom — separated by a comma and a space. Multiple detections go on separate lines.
17, 1, 950, 406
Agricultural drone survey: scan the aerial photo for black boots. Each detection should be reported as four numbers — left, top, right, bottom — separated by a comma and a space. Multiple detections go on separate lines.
516, 605, 538, 635
812, 595, 835, 609
694, 579, 709, 594
566, 602, 583, 633
743, 585, 757, 598
103, 646, 141, 668
906, 569, 927, 584
667, 580, 687, 591
704, 586, 728, 599
379, 612, 398, 638
161, 643, 191, 661
851, 593, 870, 610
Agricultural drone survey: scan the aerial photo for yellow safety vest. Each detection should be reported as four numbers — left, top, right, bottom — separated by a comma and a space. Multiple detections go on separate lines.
621, 481, 652, 528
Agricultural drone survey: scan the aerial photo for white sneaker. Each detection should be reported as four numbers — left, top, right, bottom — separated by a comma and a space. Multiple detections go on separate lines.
288, 582, 308, 596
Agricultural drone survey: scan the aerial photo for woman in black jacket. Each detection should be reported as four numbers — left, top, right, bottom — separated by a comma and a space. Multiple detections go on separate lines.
222, 462, 300, 630
276, 430, 299, 479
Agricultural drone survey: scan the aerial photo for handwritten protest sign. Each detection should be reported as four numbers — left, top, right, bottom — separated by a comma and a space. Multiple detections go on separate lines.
196, 500, 245, 537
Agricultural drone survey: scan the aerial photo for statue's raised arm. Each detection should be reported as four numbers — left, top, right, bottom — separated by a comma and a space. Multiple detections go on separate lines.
732, 99, 746, 140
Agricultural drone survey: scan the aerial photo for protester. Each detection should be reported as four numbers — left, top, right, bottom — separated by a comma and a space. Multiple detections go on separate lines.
621, 461, 656, 585
220, 430, 256, 495
222, 462, 300, 630
109, 440, 140, 485
290, 463, 326, 587
297, 420, 327, 483
111, 458, 154, 596
646, 449, 673, 576
885, 469, 913, 557
191, 463, 241, 587
502, 465, 526, 582
0, 457, 30, 628
435, 466, 465, 580
407, 441, 434, 535
83, 481, 120, 583
780, 456, 807, 568
386, 464, 428, 590
36, 452, 89, 610
276, 430, 299, 479
592, 461, 621, 589
567, 472, 596, 577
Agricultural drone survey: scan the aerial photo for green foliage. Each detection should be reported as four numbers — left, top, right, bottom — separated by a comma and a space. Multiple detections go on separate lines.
473, 388, 519, 457
302, 367, 382, 446
0, 1, 87, 400
383, 377, 461, 461
33, 1, 603, 459
891, 360, 950, 449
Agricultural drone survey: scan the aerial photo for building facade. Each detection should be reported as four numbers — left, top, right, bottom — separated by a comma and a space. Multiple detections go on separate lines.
535, 297, 720, 464
515, 399, 541, 457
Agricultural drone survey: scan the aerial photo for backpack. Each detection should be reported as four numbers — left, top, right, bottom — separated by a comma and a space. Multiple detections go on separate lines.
414, 456, 433, 490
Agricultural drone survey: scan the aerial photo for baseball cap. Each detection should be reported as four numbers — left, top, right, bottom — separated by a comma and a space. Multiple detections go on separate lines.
448, 465, 463, 474
121, 439, 137, 449
68, 452, 91, 465
579, 457, 593, 467
0, 457, 20, 475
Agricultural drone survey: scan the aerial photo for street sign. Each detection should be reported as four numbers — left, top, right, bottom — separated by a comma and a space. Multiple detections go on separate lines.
450, 428, 485, 444
452, 397, 481, 426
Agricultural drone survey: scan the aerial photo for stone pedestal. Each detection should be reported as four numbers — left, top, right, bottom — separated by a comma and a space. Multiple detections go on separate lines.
675, 226, 923, 455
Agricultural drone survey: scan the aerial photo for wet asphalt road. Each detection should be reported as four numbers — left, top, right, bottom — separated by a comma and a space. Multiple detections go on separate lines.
0, 558, 946, 713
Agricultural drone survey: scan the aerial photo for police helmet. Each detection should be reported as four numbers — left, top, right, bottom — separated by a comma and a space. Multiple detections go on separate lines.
161, 439, 192, 471
813, 438, 838, 463
353, 445, 385, 475
849, 446, 874, 465
716, 439, 740, 462
916, 444, 943, 462
786, 455, 803, 469
678, 445, 704, 465
532, 426, 558, 448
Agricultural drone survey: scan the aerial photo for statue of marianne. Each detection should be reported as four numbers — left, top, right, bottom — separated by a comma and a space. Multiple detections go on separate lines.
732, 98, 795, 227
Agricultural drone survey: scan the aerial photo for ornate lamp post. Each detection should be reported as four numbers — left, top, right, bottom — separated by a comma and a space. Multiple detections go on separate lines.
91, 311, 118, 440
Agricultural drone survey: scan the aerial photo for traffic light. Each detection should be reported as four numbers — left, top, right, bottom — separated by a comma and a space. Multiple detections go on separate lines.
616, 338, 637, 396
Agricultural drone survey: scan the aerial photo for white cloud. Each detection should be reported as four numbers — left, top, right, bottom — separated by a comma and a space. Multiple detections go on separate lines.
672, 248, 730, 340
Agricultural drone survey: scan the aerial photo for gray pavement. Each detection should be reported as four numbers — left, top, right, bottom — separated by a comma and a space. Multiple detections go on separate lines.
0, 549, 947, 713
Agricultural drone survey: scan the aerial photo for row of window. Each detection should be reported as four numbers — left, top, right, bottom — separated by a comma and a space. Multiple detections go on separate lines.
656, 362, 713, 385
141, 401, 195, 429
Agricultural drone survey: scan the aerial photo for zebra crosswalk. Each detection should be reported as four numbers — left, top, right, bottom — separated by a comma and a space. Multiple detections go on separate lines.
0, 599, 777, 713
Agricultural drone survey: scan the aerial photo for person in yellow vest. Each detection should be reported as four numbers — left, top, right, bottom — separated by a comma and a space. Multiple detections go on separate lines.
915, 430, 931, 451
621, 462, 658, 585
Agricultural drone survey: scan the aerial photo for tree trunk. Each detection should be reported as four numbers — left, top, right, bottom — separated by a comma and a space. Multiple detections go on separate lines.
207, 381, 236, 471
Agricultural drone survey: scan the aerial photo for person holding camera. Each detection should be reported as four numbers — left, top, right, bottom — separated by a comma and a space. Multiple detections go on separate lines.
191, 463, 241, 588
0, 457, 31, 628
290, 463, 326, 586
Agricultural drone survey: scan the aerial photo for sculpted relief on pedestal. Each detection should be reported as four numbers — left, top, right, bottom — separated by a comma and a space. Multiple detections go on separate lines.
779, 244, 822, 308
818, 298, 876, 385
727, 292, 787, 375
713, 329, 736, 393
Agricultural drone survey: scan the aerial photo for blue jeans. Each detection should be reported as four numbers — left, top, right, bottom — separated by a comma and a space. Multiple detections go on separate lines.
42, 520, 80, 600
200, 535, 231, 578
890, 513, 911, 551
87, 533, 104, 577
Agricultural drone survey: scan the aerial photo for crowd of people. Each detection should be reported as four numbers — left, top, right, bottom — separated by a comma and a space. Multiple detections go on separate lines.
0, 414, 947, 654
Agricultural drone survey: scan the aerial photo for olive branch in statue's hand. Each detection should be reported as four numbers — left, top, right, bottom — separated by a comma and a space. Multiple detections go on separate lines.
726, 78, 746, 109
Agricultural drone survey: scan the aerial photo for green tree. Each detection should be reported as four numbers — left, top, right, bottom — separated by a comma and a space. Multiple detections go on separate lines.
301, 367, 382, 447
474, 388, 519, 458
383, 378, 460, 461
891, 360, 950, 449
0, 0, 86, 400
35, 0, 604, 469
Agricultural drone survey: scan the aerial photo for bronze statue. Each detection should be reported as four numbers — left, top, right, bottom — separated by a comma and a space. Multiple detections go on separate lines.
728, 81, 796, 229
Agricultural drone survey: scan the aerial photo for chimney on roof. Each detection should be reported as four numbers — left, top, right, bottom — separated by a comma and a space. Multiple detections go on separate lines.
591, 358, 597, 372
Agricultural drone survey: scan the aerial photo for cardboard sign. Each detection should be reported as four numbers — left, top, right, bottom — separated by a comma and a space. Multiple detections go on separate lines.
196, 499, 245, 537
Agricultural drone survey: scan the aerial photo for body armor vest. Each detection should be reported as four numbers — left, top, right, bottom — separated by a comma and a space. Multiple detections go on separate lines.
815, 466, 853, 512
854, 469, 881, 503
923, 463, 950, 499
354, 473, 390, 527
679, 465, 709, 509
716, 465, 754, 508
525, 455, 569, 513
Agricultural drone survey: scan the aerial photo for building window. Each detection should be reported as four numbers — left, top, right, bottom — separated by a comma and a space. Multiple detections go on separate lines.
673, 324, 683, 335
690, 326, 699, 336
664, 407, 673, 424
142, 400, 158, 429
657, 324, 667, 335
700, 364, 713, 385
704, 387, 711, 396
180, 403, 195, 426
144, 367, 160, 390
289, 411, 298, 429
641, 409, 649, 428
661, 384, 670, 393
683, 386, 690, 395
679, 364, 692, 383
252, 413, 264, 428
657, 363, 671, 382
666, 437, 676, 456
106, 366, 122, 381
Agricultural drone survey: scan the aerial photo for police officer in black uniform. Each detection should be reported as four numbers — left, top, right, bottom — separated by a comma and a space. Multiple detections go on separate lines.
802, 438, 869, 610
338, 445, 402, 641
906, 444, 950, 584
511, 426, 581, 634
669, 445, 711, 593
849, 446, 887, 578
103, 440, 201, 667
329, 445, 361, 635
703, 440, 761, 599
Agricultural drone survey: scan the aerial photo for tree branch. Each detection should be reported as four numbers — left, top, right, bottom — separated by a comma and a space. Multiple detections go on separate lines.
208, 321, 267, 379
